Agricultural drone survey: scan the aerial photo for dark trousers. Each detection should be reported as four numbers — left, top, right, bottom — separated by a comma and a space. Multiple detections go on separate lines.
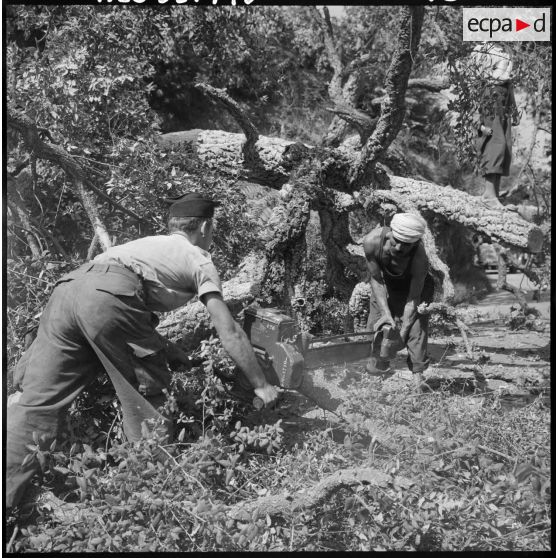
366, 284, 430, 374
6, 264, 172, 508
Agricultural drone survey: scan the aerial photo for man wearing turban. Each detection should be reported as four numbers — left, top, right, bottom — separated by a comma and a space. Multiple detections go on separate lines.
362, 213, 434, 387
7, 192, 279, 512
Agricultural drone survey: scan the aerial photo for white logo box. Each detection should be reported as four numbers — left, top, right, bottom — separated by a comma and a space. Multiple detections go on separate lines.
463, 7, 551, 42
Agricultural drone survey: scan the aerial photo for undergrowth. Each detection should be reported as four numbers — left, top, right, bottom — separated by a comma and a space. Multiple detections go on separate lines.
7, 336, 551, 552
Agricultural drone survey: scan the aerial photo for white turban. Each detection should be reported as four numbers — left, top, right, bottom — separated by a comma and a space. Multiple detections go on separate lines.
390, 213, 426, 243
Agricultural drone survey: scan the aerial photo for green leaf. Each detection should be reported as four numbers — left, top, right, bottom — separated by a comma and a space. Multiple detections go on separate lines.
36, 451, 46, 471
22, 453, 36, 468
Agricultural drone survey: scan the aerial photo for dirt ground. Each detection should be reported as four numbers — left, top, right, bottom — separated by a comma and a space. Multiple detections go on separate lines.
276, 273, 551, 421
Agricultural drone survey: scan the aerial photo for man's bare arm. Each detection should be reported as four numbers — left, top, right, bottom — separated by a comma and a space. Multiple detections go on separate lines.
201, 292, 278, 404
400, 245, 428, 342
363, 231, 395, 329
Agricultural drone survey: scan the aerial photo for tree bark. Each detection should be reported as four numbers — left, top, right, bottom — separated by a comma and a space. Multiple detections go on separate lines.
228, 466, 412, 521
317, 203, 368, 298
350, 6, 425, 188
7, 202, 43, 258
157, 129, 541, 253
317, 7, 371, 146
74, 180, 112, 251
261, 187, 312, 304
158, 254, 267, 350
7, 171, 43, 258
377, 176, 544, 253
406, 77, 450, 92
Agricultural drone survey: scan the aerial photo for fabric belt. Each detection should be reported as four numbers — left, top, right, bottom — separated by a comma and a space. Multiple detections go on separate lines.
82, 262, 141, 281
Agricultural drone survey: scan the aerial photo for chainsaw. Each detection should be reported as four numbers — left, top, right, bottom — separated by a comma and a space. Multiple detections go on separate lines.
242, 306, 376, 409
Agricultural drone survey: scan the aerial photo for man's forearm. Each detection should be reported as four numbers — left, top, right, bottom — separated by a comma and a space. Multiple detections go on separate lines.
370, 279, 392, 320
219, 322, 267, 389
401, 299, 419, 338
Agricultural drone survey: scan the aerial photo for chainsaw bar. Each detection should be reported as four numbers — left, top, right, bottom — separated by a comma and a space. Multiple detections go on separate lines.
304, 332, 374, 370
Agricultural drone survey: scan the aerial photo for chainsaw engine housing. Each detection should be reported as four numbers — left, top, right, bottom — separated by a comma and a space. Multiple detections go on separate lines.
242, 307, 304, 389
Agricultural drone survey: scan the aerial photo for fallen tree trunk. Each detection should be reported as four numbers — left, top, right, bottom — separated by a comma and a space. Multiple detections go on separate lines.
156, 130, 542, 253
228, 467, 412, 521
378, 177, 544, 253
158, 254, 266, 349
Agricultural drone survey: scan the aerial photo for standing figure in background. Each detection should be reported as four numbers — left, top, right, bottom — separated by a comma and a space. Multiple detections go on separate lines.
472, 43, 521, 211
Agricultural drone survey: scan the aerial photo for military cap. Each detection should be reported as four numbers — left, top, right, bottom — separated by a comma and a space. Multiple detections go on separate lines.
164, 192, 220, 218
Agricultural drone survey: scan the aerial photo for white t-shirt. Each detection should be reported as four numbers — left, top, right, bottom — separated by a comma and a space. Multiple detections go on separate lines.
94, 232, 222, 312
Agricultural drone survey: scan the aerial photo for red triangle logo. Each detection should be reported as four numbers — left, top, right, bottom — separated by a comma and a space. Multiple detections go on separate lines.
516, 18, 530, 32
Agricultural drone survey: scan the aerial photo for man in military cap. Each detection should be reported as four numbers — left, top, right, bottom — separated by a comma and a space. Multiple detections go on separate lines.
363, 213, 434, 388
6, 192, 279, 510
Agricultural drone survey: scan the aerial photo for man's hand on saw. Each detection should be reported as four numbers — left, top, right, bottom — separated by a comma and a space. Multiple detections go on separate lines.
254, 382, 280, 406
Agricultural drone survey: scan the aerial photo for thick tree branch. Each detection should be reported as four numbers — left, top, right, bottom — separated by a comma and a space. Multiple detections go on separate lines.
317, 6, 374, 147
228, 467, 412, 520
406, 77, 450, 92
318, 6, 344, 103
326, 104, 377, 145
350, 6, 425, 187
7, 200, 42, 258
74, 180, 112, 251
380, 176, 544, 253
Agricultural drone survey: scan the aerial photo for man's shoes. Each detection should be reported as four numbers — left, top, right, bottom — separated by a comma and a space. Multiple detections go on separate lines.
479, 196, 505, 211
479, 196, 518, 212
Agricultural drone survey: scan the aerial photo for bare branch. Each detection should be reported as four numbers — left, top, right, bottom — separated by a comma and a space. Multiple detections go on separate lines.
7, 199, 43, 259
317, 6, 344, 103
75, 179, 112, 251
406, 77, 450, 92
86, 233, 100, 261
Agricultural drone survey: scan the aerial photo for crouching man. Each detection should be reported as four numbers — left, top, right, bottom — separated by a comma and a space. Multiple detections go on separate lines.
6, 192, 278, 510
362, 213, 434, 388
